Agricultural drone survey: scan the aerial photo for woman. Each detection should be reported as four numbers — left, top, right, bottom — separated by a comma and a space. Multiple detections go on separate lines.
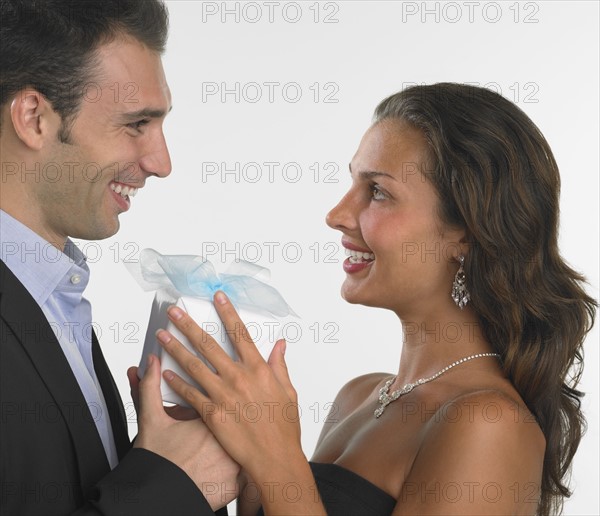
141, 83, 597, 515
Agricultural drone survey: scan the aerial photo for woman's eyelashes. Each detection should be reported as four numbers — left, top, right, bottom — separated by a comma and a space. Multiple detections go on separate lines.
370, 182, 388, 201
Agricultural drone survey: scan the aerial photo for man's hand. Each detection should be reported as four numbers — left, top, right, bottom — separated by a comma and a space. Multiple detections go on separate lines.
128, 365, 197, 420
133, 354, 240, 511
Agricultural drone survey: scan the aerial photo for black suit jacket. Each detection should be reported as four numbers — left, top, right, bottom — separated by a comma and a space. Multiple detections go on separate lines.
0, 260, 224, 515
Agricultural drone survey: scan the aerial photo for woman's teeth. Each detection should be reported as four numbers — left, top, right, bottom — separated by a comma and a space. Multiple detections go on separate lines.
345, 248, 375, 263
110, 182, 138, 198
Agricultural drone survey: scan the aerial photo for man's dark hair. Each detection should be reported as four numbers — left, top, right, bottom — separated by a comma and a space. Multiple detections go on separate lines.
0, 0, 169, 140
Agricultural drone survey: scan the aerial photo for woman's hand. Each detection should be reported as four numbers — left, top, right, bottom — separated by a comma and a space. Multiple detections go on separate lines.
236, 469, 263, 516
156, 291, 302, 479
157, 292, 326, 514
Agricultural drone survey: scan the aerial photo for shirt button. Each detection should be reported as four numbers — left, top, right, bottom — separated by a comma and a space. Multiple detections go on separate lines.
70, 274, 81, 285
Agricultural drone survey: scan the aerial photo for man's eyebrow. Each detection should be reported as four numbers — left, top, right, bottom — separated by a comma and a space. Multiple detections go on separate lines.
348, 163, 396, 181
119, 106, 173, 120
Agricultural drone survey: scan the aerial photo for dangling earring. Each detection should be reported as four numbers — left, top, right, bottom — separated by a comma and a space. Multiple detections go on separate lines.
451, 255, 470, 309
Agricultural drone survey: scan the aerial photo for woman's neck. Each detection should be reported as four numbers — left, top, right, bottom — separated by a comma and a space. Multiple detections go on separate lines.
394, 304, 494, 386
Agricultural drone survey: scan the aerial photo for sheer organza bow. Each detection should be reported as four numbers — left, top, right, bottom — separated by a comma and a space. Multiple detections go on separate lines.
126, 248, 296, 317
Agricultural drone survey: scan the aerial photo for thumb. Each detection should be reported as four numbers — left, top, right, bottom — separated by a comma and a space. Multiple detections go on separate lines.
127, 366, 140, 411
137, 354, 167, 425
268, 339, 296, 400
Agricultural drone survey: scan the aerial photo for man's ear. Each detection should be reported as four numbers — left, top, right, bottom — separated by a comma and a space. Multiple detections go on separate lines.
10, 90, 61, 151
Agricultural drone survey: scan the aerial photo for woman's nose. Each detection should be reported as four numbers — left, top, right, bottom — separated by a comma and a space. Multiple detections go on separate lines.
326, 190, 357, 232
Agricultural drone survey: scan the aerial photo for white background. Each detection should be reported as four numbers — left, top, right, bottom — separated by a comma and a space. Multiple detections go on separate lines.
82, 1, 598, 513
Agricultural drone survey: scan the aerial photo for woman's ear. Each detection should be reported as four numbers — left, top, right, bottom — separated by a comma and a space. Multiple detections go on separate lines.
443, 225, 470, 262
10, 90, 61, 151
457, 232, 470, 260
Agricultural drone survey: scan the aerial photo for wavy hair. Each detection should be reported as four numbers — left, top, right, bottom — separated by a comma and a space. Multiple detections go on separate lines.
374, 83, 597, 515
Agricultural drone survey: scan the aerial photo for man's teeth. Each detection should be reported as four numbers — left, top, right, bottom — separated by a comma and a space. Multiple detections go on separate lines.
110, 183, 138, 198
345, 248, 375, 263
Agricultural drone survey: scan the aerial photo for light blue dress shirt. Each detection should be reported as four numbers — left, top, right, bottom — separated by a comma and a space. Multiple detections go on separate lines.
1, 209, 118, 469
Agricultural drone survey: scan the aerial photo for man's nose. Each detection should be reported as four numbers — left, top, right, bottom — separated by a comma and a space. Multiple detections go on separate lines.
139, 130, 172, 178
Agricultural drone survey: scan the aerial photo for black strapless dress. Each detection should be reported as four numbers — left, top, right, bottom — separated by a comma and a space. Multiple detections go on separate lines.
256, 462, 396, 515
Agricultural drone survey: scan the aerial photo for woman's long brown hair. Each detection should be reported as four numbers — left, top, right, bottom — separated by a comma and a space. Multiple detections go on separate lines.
374, 83, 597, 515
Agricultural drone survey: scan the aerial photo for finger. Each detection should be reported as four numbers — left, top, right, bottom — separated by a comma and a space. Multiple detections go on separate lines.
267, 339, 297, 402
213, 291, 262, 364
166, 305, 232, 372
137, 354, 167, 425
127, 366, 140, 411
157, 328, 217, 390
163, 369, 212, 418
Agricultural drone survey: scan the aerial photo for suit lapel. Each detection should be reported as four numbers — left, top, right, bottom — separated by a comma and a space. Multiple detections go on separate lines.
92, 331, 132, 459
0, 260, 110, 492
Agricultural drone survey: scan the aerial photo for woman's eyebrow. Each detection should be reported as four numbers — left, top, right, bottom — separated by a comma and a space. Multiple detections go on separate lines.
348, 164, 397, 181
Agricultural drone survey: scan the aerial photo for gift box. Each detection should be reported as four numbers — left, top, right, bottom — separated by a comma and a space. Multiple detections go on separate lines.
127, 249, 296, 407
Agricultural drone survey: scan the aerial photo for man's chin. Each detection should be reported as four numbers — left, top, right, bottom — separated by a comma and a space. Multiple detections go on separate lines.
73, 219, 120, 241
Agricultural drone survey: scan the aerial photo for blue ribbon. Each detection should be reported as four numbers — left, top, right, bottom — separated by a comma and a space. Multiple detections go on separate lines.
126, 248, 297, 317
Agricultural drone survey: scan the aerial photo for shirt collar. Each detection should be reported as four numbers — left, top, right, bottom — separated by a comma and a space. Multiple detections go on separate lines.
0, 210, 89, 306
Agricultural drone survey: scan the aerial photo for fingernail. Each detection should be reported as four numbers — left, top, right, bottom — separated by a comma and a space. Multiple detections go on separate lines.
214, 291, 228, 305
280, 340, 287, 355
147, 354, 154, 367
167, 305, 184, 320
163, 370, 174, 381
156, 329, 171, 344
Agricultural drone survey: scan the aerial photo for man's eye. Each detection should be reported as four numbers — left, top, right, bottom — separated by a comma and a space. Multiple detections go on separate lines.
127, 119, 150, 132
371, 183, 386, 201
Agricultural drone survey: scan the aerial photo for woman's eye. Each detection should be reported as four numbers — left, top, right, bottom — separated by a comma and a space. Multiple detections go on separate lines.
371, 184, 386, 201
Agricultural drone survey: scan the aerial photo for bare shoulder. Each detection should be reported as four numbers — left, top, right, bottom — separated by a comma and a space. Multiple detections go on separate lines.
422, 389, 546, 463
395, 389, 545, 515
432, 389, 544, 442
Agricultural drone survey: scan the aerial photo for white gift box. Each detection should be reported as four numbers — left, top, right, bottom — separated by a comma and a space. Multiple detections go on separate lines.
138, 289, 282, 407
137, 289, 284, 406
130, 250, 293, 407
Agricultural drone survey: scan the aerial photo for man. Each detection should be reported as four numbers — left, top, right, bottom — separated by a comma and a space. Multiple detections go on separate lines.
0, 1, 237, 513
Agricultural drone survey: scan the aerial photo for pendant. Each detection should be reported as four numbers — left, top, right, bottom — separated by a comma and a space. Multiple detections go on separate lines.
374, 380, 416, 418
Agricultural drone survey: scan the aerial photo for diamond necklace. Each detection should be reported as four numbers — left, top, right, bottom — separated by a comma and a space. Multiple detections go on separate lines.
374, 352, 501, 418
